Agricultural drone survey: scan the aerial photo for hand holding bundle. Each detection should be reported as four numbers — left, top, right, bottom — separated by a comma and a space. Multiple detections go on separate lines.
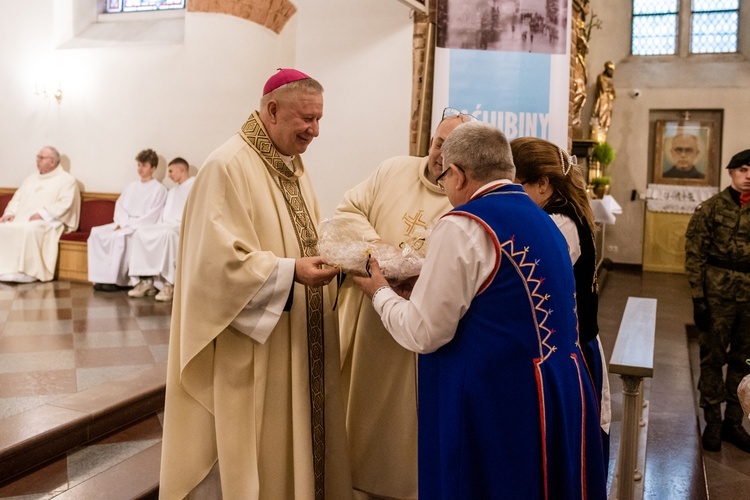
318, 218, 425, 283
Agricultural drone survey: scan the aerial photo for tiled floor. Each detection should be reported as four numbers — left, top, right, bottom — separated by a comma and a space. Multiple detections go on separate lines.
0, 270, 749, 498
0, 280, 170, 420
0, 415, 162, 499
0, 280, 169, 497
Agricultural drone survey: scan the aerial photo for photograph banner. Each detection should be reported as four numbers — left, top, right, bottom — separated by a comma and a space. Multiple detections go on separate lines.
433, 0, 571, 146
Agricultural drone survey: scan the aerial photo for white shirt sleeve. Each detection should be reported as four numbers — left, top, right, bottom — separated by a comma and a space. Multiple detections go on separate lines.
38, 207, 62, 228
372, 215, 496, 353
229, 258, 296, 344
549, 213, 581, 264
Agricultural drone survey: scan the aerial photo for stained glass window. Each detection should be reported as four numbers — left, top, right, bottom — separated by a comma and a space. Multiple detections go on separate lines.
631, 0, 739, 56
106, 0, 186, 13
631, 0, 678, 55
690, 0, 738, 53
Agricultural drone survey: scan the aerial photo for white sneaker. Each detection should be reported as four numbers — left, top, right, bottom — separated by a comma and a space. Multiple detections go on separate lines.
128, 278, 157, 298
155, 282, 174, 302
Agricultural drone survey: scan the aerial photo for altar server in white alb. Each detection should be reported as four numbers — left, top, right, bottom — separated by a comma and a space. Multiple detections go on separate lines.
128, 157, 194, 301
0, 146, 80, 283
88, 148, 167, 291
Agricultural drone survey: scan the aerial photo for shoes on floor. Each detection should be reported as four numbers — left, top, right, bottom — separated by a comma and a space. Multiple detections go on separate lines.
0, 272, 38, 283
721, 420, 750, 453
155, 282, 173, 302
702, 422, 722, 452
93, 283, 125, 292
128, 279, 157, 298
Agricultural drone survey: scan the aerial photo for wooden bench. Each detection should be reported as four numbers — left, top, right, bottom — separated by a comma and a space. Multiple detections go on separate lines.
609, 296, 657, 500
0, 187, 14, 215
57, 192, 118, 282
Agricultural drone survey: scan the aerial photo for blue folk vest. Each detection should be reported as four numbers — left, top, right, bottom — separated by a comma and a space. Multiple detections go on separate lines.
418, 183, 606, 500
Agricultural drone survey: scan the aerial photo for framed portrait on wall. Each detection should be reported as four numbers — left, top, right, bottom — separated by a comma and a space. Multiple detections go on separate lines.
652, 120, 719, 186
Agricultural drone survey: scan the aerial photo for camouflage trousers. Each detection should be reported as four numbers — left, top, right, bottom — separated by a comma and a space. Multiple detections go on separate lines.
698, 297, 750, 422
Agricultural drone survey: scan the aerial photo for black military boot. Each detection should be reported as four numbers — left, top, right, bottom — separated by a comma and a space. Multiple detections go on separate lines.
702, 423, 722, 451
721, 404, 750, 453
702, 405, 722, 452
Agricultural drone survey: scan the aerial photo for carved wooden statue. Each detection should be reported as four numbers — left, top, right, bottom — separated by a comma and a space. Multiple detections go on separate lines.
570, 0, 590, 133
593, 61, 616, 137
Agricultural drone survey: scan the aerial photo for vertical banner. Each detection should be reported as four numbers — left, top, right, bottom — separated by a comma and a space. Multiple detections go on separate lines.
433, 0, 571, 147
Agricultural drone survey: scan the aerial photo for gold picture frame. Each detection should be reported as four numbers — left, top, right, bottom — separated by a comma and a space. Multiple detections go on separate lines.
652, 120, 719, 186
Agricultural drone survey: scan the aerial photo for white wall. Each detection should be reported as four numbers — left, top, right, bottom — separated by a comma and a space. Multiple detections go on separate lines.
295, 0, 414, 216
586, 0, 750, 264
0, 0, 414, 216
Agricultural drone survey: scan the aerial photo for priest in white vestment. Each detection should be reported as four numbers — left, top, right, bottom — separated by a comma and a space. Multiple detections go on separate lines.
87, 149, 167, 290
128, 157, 194, 301
0, 146, 80, 283
336, 111, 467, 500
159, 69, 353, 499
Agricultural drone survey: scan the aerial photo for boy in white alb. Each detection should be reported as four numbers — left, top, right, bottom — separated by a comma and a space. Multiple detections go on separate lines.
88, 148, 167, 291
128, 157, 194, 301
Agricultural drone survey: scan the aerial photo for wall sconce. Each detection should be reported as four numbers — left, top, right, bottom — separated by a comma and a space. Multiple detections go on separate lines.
35, 81, 63, 103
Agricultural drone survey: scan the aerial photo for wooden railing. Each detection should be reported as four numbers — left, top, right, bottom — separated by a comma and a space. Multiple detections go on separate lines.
609, 297, 657, 500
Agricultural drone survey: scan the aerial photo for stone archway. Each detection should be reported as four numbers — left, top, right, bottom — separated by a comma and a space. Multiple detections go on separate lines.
189, 0, 297, 34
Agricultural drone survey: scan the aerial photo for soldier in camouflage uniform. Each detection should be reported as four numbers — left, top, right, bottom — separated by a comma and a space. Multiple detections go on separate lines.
685, 148, 750, 452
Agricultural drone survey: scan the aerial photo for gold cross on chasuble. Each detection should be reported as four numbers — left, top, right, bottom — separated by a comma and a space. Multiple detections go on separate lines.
402, 209, 429, 237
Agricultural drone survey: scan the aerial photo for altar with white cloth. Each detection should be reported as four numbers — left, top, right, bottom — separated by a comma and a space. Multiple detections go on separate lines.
590, 195, 622, 273
641, 184, 719, 273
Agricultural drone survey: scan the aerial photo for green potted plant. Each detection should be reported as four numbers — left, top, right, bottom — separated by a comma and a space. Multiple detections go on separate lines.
591, 141, 615, 170
590, 175, 611, 199
589, 141, 614, 198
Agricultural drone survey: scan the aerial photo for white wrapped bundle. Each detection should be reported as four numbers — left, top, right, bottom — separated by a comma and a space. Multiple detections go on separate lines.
739, 372, 750, 418
318, 218, 425, 282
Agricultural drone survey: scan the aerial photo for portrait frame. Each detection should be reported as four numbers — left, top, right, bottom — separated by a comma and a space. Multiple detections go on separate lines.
652, 120, 719, 186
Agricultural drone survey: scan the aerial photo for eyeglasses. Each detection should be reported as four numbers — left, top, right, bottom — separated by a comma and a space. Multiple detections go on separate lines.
36, 155, 53, 160
436, 163, 465, 191
672, 147, 696, 155
442, 107, 479, 123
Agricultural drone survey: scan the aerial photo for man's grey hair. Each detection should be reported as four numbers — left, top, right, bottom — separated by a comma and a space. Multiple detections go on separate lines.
441, 122, 515, 182
44, 146, 61, 165
260, 78, 324, 108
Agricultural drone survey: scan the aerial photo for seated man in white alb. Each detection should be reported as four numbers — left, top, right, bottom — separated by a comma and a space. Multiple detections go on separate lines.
0, 146, 80, 283
128, 157, 194, 301
88, 148, 167, 291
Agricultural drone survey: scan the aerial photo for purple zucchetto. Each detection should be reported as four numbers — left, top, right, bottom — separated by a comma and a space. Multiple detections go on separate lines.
263, 68, 311, 95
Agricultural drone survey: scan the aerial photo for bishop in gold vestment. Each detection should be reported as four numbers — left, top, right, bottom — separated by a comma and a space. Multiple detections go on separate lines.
159, 71, 351, 499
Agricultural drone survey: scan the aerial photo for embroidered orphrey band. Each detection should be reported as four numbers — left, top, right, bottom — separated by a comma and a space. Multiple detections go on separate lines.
240, 112, 326, 500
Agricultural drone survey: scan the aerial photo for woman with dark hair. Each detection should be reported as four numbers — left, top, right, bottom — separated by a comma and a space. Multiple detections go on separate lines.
511, 136, 610, 462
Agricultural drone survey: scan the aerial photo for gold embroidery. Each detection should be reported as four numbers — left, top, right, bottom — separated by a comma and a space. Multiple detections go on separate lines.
240, 112, 325, 500
402, 209, 428, 237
